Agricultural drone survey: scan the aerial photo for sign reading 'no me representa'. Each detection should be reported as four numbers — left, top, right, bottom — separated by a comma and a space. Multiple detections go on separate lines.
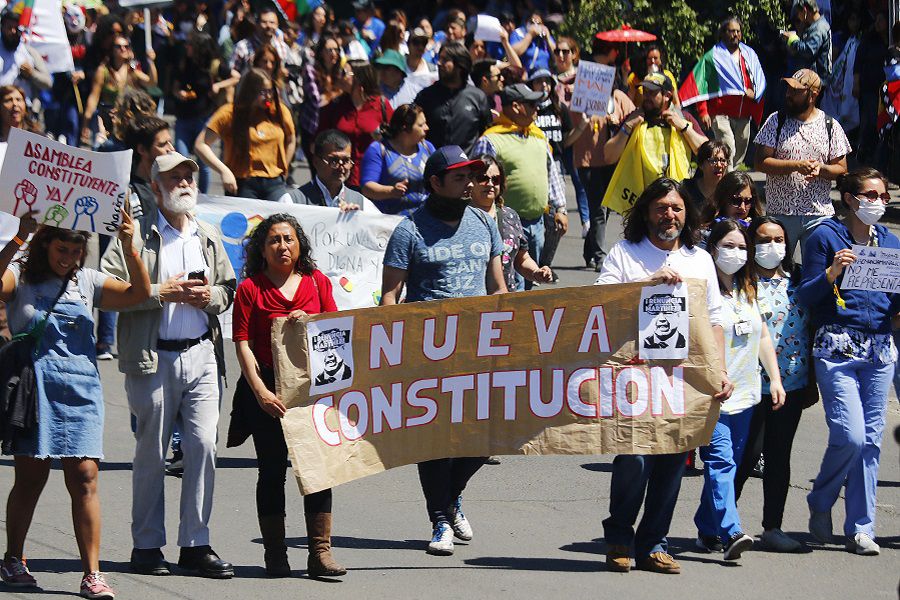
272, 279, 722, 495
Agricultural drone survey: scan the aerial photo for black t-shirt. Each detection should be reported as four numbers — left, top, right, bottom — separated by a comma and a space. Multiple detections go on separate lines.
414, 82, 492, 155
533, 98, 572, 160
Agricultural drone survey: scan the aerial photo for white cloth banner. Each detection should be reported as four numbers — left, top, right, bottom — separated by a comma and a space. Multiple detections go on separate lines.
0, 128, 131, 236
1, 0, 75, 74
194, 194, 402, 337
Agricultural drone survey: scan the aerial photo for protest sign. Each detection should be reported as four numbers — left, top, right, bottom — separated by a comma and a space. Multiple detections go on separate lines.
569, 60, 617, 117
639, 283, 689, 360
472, 14, 503, 42
2, 0, 75, 73
840, 245, 900, 293
195, 194, 402, 336
0, 128, 130, 235
273, 279, 721, 495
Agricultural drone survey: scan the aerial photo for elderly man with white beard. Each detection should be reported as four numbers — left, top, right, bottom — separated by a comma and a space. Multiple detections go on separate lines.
101, 152, 237, 579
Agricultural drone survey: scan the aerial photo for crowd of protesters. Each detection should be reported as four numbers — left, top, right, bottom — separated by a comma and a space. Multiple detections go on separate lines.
0, 0, 897, 597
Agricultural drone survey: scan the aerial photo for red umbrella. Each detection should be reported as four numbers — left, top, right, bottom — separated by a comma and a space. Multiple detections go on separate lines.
595, 24, 657, 43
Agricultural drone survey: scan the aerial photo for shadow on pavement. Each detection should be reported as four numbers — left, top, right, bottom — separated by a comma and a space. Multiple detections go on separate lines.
284, 536, 427, 552
463, 556, 600, 572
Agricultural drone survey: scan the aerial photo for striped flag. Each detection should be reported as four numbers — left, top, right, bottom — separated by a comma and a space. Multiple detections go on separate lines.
679, 43, 766, 121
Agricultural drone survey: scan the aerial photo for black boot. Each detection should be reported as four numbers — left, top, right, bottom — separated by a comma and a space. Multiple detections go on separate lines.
259, 515, 291, 577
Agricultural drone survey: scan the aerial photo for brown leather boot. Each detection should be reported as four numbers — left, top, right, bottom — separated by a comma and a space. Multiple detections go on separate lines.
258, 515, 291, 577
305, 512, 347, 577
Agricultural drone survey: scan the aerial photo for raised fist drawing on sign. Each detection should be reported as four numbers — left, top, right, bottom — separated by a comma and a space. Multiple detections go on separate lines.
72, 196, 100, 232
14, 179, 38, 216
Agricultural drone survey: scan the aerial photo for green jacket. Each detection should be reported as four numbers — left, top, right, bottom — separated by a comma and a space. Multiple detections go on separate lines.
100, 214, 236, 377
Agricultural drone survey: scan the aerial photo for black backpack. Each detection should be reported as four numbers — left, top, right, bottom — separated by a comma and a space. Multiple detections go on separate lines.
773, 109, 833, 158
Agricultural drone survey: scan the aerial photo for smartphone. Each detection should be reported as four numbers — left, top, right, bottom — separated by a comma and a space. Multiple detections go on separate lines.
188, 269, 205, 282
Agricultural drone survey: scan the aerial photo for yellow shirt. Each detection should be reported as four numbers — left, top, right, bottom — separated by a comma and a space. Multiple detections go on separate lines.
207, 103, 296, 179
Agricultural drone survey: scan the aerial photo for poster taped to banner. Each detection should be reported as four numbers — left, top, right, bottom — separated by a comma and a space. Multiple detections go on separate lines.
0, 128, 130, 235
273, 279, 722, 495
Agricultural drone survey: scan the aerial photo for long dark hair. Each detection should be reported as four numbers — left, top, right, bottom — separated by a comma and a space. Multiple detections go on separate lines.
707, 171, 763, 225
623, 177, 699, 248
750, 215, 795, 275
230, 69, 289, 173
17, 226, 89, 284
472, 154, 507, 204
243, 214, 316, 278
707, 218, 756, 302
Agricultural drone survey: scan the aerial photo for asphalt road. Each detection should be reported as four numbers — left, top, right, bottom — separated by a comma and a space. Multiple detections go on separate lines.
1, 165, 898, 600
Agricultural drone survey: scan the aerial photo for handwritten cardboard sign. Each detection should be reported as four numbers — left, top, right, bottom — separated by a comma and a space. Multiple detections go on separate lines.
841, 245, 900, 293
0, 128, 131, 236
570, 60, 617, 117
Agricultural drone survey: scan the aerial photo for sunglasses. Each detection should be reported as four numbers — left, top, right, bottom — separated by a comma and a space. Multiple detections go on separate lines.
854, 191, 891, 203
554, 48, 572, 55
729, 195, 754, 208
477, 174, 502, 185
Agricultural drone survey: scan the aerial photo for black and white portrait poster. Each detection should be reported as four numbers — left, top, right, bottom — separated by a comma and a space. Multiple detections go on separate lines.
307, 316, 356, 395
638, 283, 689, 360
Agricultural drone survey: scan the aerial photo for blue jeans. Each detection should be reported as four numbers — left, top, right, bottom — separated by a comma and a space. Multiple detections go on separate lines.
694, 407, 754, 542
602, 452, 687, 558
237, 176, 288, 201
516, 215, 545, 291
175, 116, 211, 193
808, 357, 893, 538
771, 214, 831, 263
562, 146, 589, 225
893, 332, 900, 400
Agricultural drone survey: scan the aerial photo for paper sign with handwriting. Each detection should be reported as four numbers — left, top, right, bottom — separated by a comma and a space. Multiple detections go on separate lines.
841, 245, 900, 293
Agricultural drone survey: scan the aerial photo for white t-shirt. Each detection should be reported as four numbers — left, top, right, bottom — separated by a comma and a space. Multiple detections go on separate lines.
719, 292, 764, 414
595, 237, 723, 327
754, 109, 852, 216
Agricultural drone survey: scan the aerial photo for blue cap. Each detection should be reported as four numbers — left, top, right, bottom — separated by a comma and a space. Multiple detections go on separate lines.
423, 145, 485, 181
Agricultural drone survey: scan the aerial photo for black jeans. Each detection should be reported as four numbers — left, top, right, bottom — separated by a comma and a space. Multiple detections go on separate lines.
236, 370, 332, 518
237, 176, 288, 201
579, 165, 615, 266
734, 389, 805, 530
417, 457, 486, 526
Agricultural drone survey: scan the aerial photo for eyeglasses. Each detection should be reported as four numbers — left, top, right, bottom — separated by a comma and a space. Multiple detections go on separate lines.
554, 48, 572, 56
706, 157, 728, 165
477, 174, 502, 186
258, 89, 273, 99
729, 195, 754, 207
854, 191, 891, 203
320, 156, 354, 168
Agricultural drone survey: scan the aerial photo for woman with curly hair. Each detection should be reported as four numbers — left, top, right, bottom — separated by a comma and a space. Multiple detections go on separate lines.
0, 85, 40, 142
228, 214, 346, 579
195, 68, 295, 200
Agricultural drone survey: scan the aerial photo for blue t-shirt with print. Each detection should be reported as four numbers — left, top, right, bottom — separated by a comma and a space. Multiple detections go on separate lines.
383, 204, 503, 302
758, 273, 811, 394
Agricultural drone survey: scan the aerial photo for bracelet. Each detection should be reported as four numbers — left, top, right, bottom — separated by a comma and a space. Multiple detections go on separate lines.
12, 235, 25, 247
680, 122, 690, 133
621, 125, 632, 137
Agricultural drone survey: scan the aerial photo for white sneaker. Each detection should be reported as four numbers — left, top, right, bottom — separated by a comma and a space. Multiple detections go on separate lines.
759, 529, 802, 553
427, 522, 454, 556
845, 533, 880, 556
448, 495, 473, 541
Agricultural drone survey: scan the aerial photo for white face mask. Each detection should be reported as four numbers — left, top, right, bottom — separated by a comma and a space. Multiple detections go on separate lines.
855, 198, 885, 226
715, 247, 747, 275
754, 242, 786, 270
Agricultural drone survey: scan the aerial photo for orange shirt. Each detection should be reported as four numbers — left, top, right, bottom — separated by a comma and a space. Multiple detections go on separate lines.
207, 103, 295, 179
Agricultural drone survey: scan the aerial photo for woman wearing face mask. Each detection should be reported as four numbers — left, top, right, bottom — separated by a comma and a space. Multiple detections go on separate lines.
694, 219, 785, 562
195, 68, 296, 201
796, 167, 900, 556
731, 217, 813, 553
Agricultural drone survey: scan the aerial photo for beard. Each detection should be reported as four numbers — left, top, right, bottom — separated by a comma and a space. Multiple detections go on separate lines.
785, 93, 811, 116
161, 185, 197, 214
655, 221, 682, 242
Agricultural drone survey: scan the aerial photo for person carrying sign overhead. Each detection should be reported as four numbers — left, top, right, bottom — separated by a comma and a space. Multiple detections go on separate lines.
600, 73, 707, 219
381, 145, 507, 556
595, 177, 732, 575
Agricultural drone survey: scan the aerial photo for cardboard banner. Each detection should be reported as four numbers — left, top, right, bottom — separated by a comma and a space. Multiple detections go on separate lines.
3, 0, 76, 74
570, 60, 617, 117
273, 279, 722, 495
841, 245, 900, 293
195, 194, 402, 336
0, 128, 131, 235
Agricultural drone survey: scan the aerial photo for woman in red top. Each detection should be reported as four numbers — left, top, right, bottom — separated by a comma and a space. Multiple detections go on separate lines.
228, 213, 346, 579
317, 61, 393, 188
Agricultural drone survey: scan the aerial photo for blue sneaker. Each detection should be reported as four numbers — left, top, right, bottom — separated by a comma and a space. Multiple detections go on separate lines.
448, 495, 473, 541
427, 522, 454, 556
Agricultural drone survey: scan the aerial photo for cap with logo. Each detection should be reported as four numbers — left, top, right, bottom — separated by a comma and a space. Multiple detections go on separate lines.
640, 72, 674, 94
500, 83, 546, 105
423, 146, 485, 181
151, 152, 199, 181
782, 68, 821, 91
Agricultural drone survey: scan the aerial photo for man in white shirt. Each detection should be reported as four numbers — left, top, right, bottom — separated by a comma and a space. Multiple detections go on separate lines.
595, 177, 733, 575
102, 153, 236, 579
0, 7, 51, 102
